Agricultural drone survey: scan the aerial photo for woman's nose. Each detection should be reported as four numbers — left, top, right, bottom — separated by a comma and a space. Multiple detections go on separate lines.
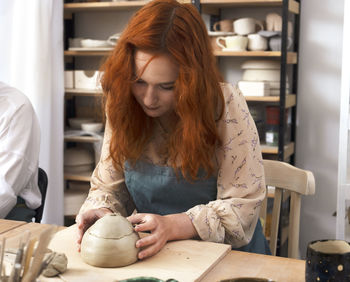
143, 86, 158, 106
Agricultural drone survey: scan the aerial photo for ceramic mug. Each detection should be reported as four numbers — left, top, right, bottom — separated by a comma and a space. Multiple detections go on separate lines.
107, 33, 121, 46
247, 34, 268, 51
213, 19, 234, 32
210, 36, 223, 51
306, 240, 350, 282
216, 35, 248, 51
234, 18, 264, 35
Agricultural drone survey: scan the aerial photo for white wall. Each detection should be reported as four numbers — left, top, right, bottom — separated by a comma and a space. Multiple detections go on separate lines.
297, 0, 344, 258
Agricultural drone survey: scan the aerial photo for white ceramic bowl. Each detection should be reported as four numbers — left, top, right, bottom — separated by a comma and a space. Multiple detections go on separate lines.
81, 122, 104, 133
81, 39, 110, 48
241, 60, 281, 70
242, 69, 280, 82
68, 118, 94, 129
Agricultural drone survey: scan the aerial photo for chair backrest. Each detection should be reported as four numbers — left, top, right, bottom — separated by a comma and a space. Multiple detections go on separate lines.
34, 167, 48, 223
260, 159, 315, 258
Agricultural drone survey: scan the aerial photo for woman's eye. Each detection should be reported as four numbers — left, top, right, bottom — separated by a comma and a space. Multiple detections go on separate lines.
160, 84, 174, 90
136, 79, 146, 84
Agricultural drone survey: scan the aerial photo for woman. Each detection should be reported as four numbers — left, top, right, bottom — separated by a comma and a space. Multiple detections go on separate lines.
76, 0, 270, 260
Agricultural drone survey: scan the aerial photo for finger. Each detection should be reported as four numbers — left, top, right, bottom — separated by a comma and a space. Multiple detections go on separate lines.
136, 233, 158, 249
127, 213, 147, 224
77, 227, 84, 244
76, 211, 98, 243
138, 240, 163, 259
134, 220, 154, 232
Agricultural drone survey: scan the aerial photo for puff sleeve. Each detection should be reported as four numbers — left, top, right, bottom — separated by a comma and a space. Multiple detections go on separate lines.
77, 120, 136, 219
185, 83, 266, 247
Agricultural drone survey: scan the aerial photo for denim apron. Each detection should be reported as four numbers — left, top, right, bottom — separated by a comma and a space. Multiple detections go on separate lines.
124, 160, 270, 255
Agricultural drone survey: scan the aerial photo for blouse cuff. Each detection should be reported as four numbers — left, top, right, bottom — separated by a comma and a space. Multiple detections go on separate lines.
185, 205, 225, 244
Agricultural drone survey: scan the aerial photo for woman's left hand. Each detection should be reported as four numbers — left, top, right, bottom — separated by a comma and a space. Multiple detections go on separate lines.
127, 213, 197, 260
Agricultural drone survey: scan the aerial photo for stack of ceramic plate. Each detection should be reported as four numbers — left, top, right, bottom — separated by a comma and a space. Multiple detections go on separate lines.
64, 148, 94, 173
239, 60, 289, 96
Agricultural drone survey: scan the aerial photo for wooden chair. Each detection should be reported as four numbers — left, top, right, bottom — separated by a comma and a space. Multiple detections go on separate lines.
260, 159, 315, 259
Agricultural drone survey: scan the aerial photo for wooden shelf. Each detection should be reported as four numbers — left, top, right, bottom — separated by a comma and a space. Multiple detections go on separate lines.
65, 88, 103, 96
65, 50, 298, 64
64, 135, 102, 143
64, 50, 111, 57
64, 0, 191, 12
261, 142, 294, 160
64, 172, 92, 182
63, 0, 299, 14
200, 0, 299, 14
214, 51, 298, 64
64, 1, 148, 12
245, 94, 296, 108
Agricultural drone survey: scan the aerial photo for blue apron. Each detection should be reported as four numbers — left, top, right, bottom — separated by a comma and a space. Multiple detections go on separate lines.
124, 160, 271, 255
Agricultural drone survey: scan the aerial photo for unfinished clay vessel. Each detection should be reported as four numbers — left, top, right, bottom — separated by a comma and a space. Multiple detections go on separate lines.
81, 213, 140, 267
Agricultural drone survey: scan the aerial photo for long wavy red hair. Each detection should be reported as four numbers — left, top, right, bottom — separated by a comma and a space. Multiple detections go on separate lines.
101, 0, 224, 180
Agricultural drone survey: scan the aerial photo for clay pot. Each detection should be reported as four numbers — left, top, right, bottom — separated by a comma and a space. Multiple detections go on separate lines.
305, 240, 350, 281
81, 214, 140, 267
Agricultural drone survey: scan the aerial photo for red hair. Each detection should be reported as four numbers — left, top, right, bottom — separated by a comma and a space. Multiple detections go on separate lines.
101, 0, 224, 180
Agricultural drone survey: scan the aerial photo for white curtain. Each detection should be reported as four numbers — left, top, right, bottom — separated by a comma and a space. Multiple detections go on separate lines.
0, 1, 64, 225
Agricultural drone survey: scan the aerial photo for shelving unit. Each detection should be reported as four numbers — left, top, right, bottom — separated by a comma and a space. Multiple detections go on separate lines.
197, 0, 300, 256
63, 1, 145, 221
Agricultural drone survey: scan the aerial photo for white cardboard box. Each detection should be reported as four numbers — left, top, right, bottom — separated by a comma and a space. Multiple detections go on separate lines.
74, 70, 102, 90
238, 81, 270, 96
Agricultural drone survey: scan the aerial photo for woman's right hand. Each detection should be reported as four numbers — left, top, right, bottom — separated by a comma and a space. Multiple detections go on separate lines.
76, 207, 113, 251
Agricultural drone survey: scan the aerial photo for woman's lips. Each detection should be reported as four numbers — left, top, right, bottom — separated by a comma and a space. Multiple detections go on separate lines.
144, 106, 159, 111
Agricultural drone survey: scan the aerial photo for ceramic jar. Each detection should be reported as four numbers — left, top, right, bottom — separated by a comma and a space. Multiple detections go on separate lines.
269, 36, 293, 51
247, 34, 268, 51
305, 239, 350, 281
233, 18, 264, 35
81, 213, 140, 267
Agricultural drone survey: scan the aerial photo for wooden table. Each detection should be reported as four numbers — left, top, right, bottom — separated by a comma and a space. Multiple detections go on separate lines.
0, 219, 306, 281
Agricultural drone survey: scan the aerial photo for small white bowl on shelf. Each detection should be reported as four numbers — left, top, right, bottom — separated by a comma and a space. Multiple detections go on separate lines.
68, 118, 95, 130
81, 39, 110, 48
81, 122, 104, 133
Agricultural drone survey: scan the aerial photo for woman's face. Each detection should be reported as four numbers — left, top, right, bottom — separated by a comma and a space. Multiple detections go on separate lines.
132, 50, 179, 121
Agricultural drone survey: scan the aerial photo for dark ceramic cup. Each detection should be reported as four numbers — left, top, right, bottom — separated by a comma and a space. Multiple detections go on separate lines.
305, 239, 350, 282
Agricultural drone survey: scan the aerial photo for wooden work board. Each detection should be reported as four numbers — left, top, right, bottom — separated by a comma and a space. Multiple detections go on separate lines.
45, 225, 231, 282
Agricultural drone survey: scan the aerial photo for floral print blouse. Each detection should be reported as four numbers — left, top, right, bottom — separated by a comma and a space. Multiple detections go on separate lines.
77, 83, 266, 248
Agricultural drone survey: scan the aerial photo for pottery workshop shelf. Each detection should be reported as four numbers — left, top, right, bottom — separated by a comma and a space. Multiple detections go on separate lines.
261, 142, 295, 160
65, 88, 103, 97
64, 135, 101, 143
63, 0, 299, 12
64, 172, 92, 182
245, 94, 296, 108
214, 51, 298, 64
200, 0, 299, 14
64, 0, 191, 12
64, 1, 152, 12
64, 50, 297, 64
64, 50, 112, 57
